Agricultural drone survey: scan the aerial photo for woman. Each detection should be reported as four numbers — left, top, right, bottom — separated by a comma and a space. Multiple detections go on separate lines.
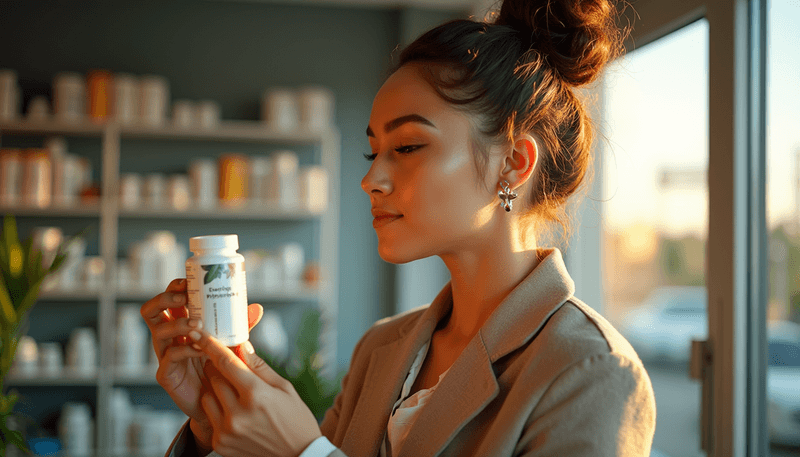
142, 0, 656, 455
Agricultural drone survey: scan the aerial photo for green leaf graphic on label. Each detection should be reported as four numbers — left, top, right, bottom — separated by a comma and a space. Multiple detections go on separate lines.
201, 264, 225, 285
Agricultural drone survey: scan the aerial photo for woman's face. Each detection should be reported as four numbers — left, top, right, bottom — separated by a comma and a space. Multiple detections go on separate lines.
362, 64, 502, 264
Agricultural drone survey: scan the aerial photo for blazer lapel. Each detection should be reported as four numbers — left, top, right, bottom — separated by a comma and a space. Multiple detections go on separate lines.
341, 284, 456, 457
396, 331, 498, 457
395, 248, 575, 457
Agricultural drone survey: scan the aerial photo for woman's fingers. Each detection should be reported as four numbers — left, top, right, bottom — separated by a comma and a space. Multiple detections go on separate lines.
156, 344, 205, 387
247, 303, 263, 331
152, 317, 202, 359
190, 330, 259, 393
141, 289, 188, 328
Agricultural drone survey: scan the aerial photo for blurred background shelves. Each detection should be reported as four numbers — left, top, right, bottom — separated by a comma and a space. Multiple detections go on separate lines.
0, 119, 334, 144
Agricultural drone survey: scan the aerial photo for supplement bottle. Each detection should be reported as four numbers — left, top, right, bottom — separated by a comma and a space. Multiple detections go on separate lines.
185, 235, 249, 347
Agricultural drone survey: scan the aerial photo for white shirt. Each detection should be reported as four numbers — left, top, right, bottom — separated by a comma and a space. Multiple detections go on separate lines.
300, 338, 450, 457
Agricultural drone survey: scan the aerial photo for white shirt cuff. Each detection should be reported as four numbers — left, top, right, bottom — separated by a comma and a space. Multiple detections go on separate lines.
299, 436, 338, 457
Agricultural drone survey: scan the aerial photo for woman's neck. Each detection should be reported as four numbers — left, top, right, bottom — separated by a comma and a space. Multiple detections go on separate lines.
437, 226, 541, 345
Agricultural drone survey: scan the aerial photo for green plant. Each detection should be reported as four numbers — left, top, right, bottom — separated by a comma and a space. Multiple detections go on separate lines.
0, 215, 86, 453
258, 308, 346, 422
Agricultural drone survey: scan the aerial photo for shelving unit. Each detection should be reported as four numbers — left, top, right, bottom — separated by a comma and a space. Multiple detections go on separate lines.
0, 118, 341, 455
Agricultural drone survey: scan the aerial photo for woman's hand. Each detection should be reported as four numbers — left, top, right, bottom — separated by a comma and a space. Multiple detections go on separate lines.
188, 329, 323, 457
140, 278, 264, 450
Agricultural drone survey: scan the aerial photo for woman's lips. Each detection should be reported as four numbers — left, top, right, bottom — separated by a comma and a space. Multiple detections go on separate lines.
373, 215, 403, 228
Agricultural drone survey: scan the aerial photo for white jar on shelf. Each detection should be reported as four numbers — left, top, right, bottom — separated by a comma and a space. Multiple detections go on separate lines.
53, 72, 86, 123
172, 99, 195, 129
119, 173, 143, 209
59, 402, 94, 457
144, 173, 166, 208
188, 158, 217, 210
0, 69, 20, 121
299, 165, 328, 212
81, 256, 105, 291
139, 75, 169, 127
262, 88, 299, 132
298, 86, 334, 132
249, 155, 271, 207
109, 388, 133, 457
197, 100, 220, 129
0, 148, 22, 206
66, 327, 98, 377
280, 243, 304, 290
26, 95, 50, 122
116, 305, 147, 373
167, 174, 191, 211
112, 73, 139, 125
250, 310, 289, 363
12, 335, 38, 377
39, 342, 64, 377
269, 150, 299, 209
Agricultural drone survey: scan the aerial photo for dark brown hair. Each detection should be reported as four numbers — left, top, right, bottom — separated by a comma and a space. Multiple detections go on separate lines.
393, 0, 626, 246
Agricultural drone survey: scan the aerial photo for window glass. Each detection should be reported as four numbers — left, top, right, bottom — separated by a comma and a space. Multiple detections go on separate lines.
601, 19, 709, 457
766, 1, 800, 455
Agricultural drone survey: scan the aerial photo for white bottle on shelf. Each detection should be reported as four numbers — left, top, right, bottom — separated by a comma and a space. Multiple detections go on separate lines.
53, 72, 86, 123
116, 305, 148, 373
188, 158, 217, 210
59, 402, 93, 457
109, 388, 133, 456
0, 69, 20, 121
269, 150, 299, 209
66, 327, 98, 377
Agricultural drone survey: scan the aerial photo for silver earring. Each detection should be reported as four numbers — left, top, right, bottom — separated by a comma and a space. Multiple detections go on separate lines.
498, 180, 517, 212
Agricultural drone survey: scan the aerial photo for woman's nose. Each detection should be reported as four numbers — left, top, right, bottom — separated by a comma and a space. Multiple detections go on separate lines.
361, 159, 392, 195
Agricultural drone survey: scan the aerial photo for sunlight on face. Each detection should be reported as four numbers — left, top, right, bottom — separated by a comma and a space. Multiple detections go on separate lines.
361, 64, 501, 264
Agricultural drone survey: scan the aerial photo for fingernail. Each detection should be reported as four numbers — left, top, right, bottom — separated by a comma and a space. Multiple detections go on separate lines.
188, 319, 202, 330
179, 279, 186, 285
189, 330, 202, 341
244, 341, 255, 355
192, 343, 202, 350
173, 294, 184, 303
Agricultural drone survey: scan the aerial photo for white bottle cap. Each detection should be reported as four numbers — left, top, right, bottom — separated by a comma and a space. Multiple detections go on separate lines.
190, 234, 239, 252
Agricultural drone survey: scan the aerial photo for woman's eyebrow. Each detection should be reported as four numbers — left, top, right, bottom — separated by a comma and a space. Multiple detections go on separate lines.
366, 114, 436, 137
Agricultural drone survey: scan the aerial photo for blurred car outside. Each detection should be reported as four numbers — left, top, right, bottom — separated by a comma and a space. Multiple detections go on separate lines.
618, 285, 707, 366
767, 320, 800, 448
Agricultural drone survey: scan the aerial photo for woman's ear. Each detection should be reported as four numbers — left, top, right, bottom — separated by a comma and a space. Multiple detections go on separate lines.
501, 133, 539, 185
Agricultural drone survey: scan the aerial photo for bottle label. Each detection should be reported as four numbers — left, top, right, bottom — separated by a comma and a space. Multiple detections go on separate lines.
186, 261, 248, 346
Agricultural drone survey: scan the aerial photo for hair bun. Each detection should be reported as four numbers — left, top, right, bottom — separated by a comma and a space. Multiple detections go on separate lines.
494, 0, 623, 86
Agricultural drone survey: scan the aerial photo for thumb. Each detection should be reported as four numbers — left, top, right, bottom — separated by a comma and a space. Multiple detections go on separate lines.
242, 341, 288, 389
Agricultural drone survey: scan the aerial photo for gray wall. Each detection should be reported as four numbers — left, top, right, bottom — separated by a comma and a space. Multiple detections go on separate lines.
0, 0, 465, 378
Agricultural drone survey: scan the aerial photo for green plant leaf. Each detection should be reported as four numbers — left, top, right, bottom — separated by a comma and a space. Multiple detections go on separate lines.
0, 277, 17, 325
49, 251, 67, 274
3, 215, 19, 258
15, 279, 42, 320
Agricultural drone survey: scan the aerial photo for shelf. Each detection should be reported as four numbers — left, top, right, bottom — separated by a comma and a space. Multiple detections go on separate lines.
5, 372, 99, 386
0, 203, 101, 217
0, 119, 332, 144
39, 289, 101, 301
113, 367, 159, 385
0, 119, 104, 136
118, 204, 323, 220
120, 120, 330, 144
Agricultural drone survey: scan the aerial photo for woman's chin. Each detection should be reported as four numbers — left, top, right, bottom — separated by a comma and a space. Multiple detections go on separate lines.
377, 244, 418, 264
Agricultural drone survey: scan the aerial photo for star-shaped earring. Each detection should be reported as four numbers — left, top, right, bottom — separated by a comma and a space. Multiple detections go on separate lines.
498, 180, 517, 212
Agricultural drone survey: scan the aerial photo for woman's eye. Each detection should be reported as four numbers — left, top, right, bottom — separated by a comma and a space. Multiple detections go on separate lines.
395, 145, 422, 154
363, 145, 423, 161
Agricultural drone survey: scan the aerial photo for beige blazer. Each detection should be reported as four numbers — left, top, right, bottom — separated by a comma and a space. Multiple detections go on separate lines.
166, 247, 656, 457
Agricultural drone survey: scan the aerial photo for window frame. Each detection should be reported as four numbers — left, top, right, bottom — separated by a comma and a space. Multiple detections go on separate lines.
565, 0, 769, 454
